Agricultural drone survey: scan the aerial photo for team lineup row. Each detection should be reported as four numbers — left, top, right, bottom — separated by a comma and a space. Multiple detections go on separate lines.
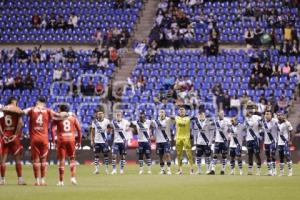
90, 106, 293, 177
0, 97, 294, 187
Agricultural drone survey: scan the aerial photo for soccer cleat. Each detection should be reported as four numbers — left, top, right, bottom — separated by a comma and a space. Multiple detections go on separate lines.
267, 171, 272, 176
40, 182, 47, 186
175, 170, 183, 175
18, 180, 27, 185
272, 169, 277, 176
57, 181, 64, 186
220, 171, 225, 175
34, 182, 40, 186
105, 169, 109, 175
279, 170, 284, 176
159, 170, 166, 175
111, 169, 117, 175
207, 170, 215, 175
147, 170, 152, 175
167, 170, 172, 175
120, 169, 124, 174
139, 169, 144, 175
70, 177, 77, 185
93, 169, 99, 175
256, 171, 261, 176
239, 171, 243, 176
0, 179, 6, 185
190, 169, 194, 175
230, 170, 235, 175
288, 169, 293, 177
197, 170, 202, 175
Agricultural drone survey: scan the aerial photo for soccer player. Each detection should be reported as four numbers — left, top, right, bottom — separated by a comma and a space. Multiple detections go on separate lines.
90, 110, 111, 175
23, 97, 68, 186
130, 112, 154, 175
192, 110, 214, 175
0, 97, 26, 185
228, 117, 245, 175
209, 110, 230, 175
276, 111, 293, 176
110, 111, 130, 175
153, 109, 173, 175
260, 110, 278, 176
52, 105, 82, 186
244, 110, 262, 175
173, 106, 194, 175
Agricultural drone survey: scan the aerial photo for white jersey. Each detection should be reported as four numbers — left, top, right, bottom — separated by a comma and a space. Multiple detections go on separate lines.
213, 117, 230, 143
244, 115, 262, 141
153, 117, 172, 143
111, 119, 130, 143
0, 104, 3, 118
228, 124, 246, 148
92, 118, 110, 144
277, 120, 293, 146
260, 118, 278, 144
132, 120, 152, 143
192, 118, 214, 145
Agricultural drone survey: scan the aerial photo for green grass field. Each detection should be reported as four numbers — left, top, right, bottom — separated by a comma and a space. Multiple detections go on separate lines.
0, 164, 299, 200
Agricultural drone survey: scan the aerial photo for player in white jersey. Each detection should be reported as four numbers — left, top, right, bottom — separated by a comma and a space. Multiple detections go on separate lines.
244, 110, 262, 175
228, 117, 246, 175
90, 110, 111, 175
153, 109, 173, 175
130, 112, 155, 175
209, 110, 230, 175
111, 111, 130, 175
192, 110, 215, 175
260, 110, 278, 176
277, 111, 293, 176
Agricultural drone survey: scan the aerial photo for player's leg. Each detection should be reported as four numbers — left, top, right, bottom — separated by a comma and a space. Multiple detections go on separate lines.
111, 143, 118, 175
156, 143, 165, 174
145, 143, 152, 174
0, 147, 8, 185
265, 144, 272, 176
137, 143, 144, 174
247, 141, 254, 175
67, 142, 77, 185
165, 142, 172, 175
119, 143, 127, 174
278, 146, 285, 176
102, 143, 110, 174
93, 144, 100, 174
229, 148, 236, 175
57, 144, 65, 186
30, 140, 41, 185
40, 141, 49, 185
195, 145, 204, 174
13, 142, 26, 185
183, 138, 194, 174
210, 143, 220, 174
254, 145, 261, 176
175, 139, 184, 174
284, 145, 293, 176
220, 144, 228, 175
205, 145, 212, 174
271, 145, 277, 176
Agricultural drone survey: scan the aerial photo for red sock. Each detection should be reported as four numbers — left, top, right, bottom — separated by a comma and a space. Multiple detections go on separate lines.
1, 163, 6, 178
33, 162, 40, 179
15, 162, 22, 177
59, 163, 65, 182
40, 162, 47, 178
70, 160, 76, 178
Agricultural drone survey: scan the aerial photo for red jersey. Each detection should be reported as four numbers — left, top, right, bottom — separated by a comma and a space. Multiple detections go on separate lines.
0, 108, 21, 137
27, 107, 53, 141
52, 116, 81, 143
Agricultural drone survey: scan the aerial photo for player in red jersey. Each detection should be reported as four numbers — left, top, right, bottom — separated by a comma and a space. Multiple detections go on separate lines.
51, 105, 81, 186
23, 97, 68, 186
0, 97, 26, 185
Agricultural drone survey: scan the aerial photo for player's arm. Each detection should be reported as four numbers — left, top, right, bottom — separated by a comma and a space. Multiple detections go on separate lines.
75, 118, 82, 147
129, 122, 138, 135
23, 107, 32, 115
49, 109, 70, 120
90, 124, 95, 146
1, 106, 24, 115
14, 116, 23, 136
0, 120, 4, 136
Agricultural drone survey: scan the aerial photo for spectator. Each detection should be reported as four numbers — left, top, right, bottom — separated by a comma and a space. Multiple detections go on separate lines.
47, 13, 57, 29
109, 47, 119, 66
284, 24, 293, 42
4, 74, 15, 89
57, 15, 66, 29
0, 76, 3, 89
163, 75, 175, 90
244, 28, 254, 47
256, 72, 268, 89
14, 73, 23, 89
137, 75, 145, 91
272, 63, 281, 76
257, 98, 267, 113
41, 14, 47, 28
94, 28, 103, 46
230, 94, 241, 109
282, 62, 291, 75
222, 93, 231, 113
32, 14, 41, 28
249, 74, 257, 89
24, 73, 34, 89
64, 68, 72, 81
53, 67, 63, 81
277, 95, 289, 111
65, 47, 76, 62
95, 81, 105, 95
98, 57, 109, 70
85, 80, 95, 96
240, 92, 251, 109
67, 12, 78, 28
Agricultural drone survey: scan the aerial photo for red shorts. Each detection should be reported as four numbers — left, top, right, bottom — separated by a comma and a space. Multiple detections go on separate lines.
1, 136, 23, 155
57, 140, 75, 160
30, 139, 49, 159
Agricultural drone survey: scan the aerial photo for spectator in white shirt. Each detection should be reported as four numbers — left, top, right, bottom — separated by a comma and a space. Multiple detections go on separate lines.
53, 67, 63, 81
68, 13, 78, 28
5, 74, 15, 89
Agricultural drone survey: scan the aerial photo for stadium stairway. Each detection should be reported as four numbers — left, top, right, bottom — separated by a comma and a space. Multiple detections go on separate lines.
114, 0, 159, 87
287, 94, 300, 130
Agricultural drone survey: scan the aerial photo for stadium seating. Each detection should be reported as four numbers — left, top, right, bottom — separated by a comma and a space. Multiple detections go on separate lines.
0, 0, 143, 43
123, 48, 298, 120
178, 0, 299, 42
